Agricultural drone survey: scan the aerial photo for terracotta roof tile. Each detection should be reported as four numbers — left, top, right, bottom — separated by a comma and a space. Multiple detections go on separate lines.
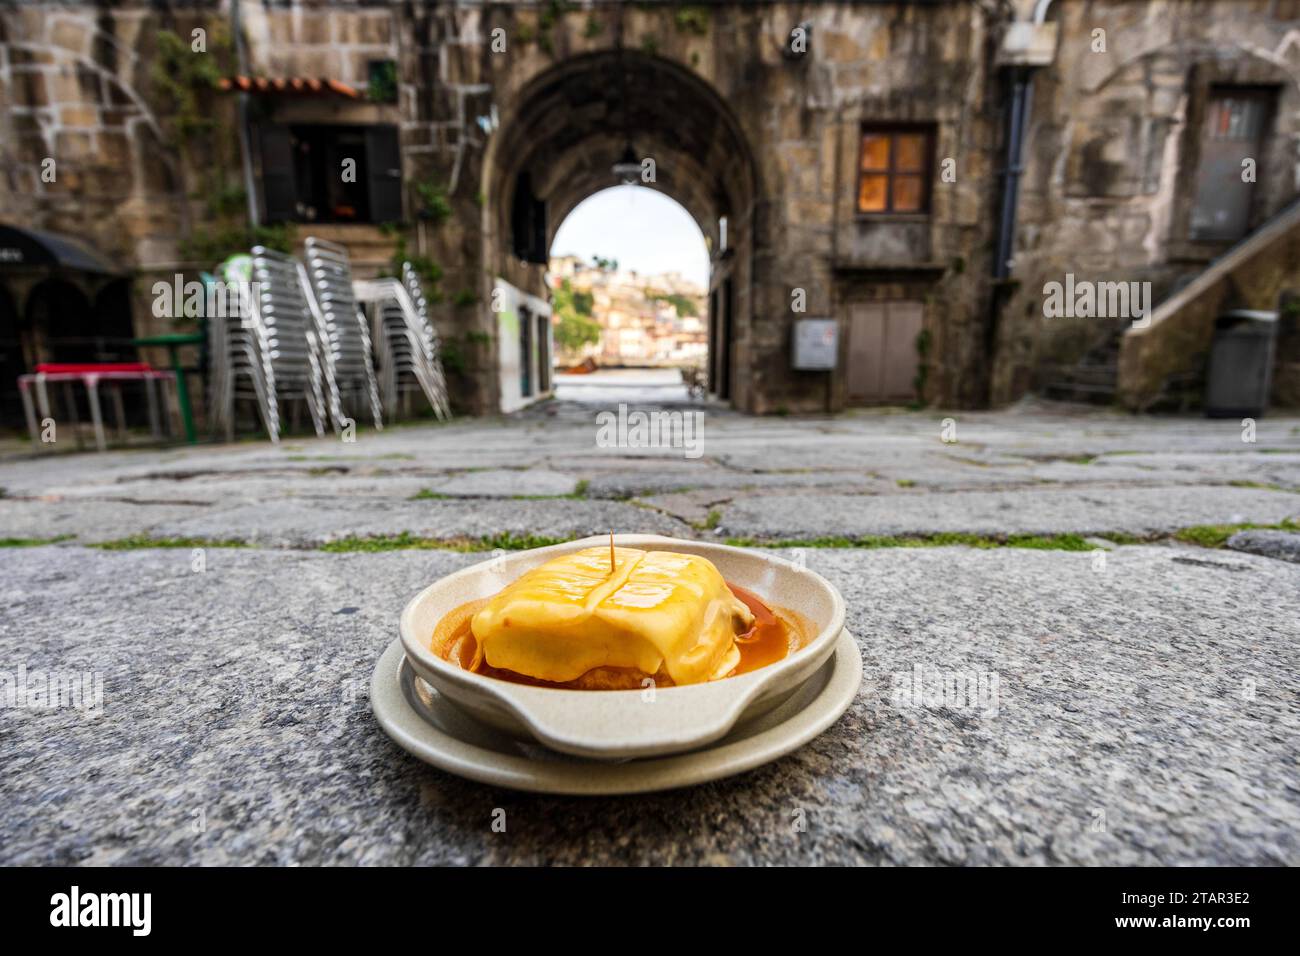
217, 76, 361, 99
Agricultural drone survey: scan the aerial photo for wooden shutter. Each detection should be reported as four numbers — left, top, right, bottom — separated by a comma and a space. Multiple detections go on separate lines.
364, 125, 404, 223
258, 124, 297, 223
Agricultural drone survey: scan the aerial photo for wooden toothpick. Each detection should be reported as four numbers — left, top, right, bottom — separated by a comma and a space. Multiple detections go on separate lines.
609, 530, 616, 575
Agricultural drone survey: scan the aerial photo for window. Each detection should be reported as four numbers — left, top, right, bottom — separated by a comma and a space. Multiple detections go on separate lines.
857, 126, 933, 214
258, 124, 403, 224
367, 60, 398, 104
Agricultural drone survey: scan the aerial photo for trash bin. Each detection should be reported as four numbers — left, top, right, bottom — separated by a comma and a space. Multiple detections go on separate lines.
1204, 309, 1277, 418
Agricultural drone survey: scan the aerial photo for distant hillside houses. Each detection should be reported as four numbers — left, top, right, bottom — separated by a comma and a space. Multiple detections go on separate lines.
549, 255, 706, 367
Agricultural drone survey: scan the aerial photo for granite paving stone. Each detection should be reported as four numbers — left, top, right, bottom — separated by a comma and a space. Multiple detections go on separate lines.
1227, 529, 1300, 563
423, 468, 579, 498
0, 544, 1294, 865
147, 498, 691, 547
721, 486, 1300, 539
1, 401, 1298, 866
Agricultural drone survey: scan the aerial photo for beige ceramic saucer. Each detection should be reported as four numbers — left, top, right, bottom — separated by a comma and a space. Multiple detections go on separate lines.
370, 630, 862, 795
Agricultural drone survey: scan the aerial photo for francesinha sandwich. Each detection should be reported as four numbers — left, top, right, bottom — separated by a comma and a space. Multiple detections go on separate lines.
469, 546, 755, 687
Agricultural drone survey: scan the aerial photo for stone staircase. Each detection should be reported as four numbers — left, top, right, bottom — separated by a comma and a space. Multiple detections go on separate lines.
1040, 322, 1126, 405
1118, 198, 1300, 411
1043, 197, 1300, 410
1041, 309, 1205, 411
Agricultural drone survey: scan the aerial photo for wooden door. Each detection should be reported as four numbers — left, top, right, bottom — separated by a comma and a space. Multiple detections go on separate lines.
518, 305, 533, 397
847, 301, 923, 404
536, 312, 551, 393
719, 278, 733, 401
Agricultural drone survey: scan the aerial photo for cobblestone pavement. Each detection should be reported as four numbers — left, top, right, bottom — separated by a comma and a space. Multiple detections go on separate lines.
1, 397, 1297, 864
2, 397, 1297, 546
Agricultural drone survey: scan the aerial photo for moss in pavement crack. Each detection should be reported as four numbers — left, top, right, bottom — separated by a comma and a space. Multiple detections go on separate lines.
66, 520, 1300, 554
690, 508, 723, 531
91, 535, 252, 550
723, 532, 1094, 551
414, 478, 590, 502
318, 531, 573, 553
0, 534, 76, 547
1172, 519, 1298, 549
726, 521, 1300, 551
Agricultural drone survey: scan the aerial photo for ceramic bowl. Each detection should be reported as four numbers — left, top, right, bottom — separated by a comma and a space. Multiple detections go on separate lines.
398, 533, 847, 759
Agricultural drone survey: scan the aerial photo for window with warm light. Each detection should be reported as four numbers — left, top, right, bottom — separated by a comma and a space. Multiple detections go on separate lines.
857, 126, 933, 214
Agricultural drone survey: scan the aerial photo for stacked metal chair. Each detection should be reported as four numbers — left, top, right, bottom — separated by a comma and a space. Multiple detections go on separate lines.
302, 237, 384, 433
394, 262, 452, 419
207, 249, 327, 443
354, 265, 452, 421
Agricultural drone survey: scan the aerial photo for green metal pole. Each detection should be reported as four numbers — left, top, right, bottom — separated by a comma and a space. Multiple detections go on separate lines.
170, 344, 196, 444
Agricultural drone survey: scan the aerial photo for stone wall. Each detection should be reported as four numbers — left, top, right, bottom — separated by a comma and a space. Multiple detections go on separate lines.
994, 0, 1300, 404
5, 1, 1300, 418
0, 4, 198, 276
0, 2, 224, 394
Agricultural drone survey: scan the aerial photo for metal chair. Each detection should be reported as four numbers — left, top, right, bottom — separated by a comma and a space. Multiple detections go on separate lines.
302, 237, 384, 433
399, 261, 452, 419
353, 269, 451, 421
208, 248, 327, 443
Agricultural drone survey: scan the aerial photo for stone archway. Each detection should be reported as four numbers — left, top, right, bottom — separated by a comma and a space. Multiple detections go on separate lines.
26, 278, 94, 362
480, 50, 762, 410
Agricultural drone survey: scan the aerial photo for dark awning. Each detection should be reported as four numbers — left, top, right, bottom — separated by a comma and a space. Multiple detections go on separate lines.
0, 224, 125, 275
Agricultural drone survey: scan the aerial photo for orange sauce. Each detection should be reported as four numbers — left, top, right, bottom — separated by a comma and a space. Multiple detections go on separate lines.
431, 581, 812, 689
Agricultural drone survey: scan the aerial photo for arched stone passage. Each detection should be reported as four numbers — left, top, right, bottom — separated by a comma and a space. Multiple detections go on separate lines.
481, 50, 762, 409
24, 277, 133, 364
26, 279, 93, 362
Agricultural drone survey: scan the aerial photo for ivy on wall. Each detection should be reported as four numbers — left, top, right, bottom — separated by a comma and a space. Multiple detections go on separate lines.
674, 6, 710, 35
151, 29, 229, 145
152, 27, 295, 270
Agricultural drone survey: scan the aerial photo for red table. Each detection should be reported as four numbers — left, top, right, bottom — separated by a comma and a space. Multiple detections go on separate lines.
19, 363, 175, 452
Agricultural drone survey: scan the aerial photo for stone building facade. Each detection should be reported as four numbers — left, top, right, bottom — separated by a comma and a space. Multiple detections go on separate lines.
2, 0, 1299, 423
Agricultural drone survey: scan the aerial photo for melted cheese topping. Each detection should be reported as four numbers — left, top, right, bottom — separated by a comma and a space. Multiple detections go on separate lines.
470, 547, 754, 685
